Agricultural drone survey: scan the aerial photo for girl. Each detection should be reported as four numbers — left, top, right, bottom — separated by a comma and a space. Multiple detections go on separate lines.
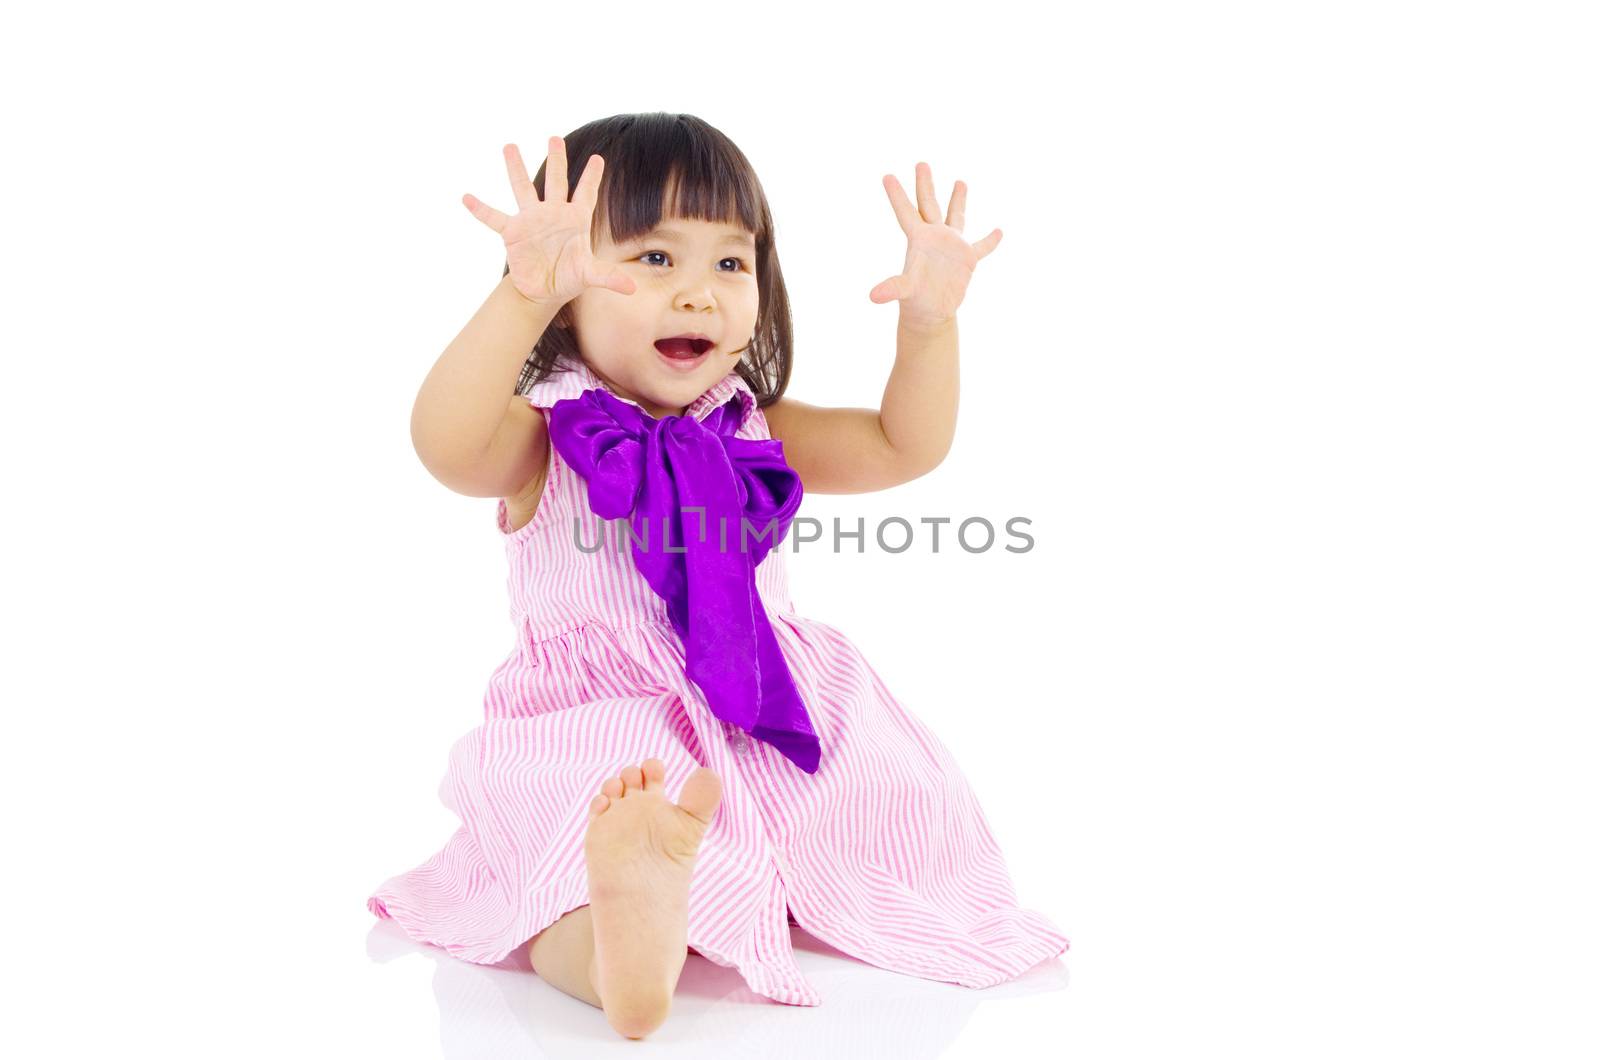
367, 112, 1070, 1040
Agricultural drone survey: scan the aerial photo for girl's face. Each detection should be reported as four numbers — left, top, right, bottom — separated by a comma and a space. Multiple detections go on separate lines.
562, 206, 759, 420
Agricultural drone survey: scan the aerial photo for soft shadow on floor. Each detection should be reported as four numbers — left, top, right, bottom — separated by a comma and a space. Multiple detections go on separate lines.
365, 919, 1069, 1058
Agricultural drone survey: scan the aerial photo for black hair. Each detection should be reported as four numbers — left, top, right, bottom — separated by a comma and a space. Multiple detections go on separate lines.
506, 112, 794, 407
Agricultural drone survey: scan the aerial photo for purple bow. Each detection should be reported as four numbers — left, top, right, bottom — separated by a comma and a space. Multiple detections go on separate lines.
547, 386, 821, 775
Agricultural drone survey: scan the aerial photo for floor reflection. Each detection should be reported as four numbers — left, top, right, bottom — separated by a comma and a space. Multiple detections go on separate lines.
365, 918, 1068, 1057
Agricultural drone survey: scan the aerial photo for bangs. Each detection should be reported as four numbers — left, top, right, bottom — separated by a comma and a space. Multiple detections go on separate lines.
588, 116, 768, 248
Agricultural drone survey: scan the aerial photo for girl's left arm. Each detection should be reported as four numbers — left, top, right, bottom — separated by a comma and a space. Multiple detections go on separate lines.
763, 315, 957, 494
763, 162, 1001, 496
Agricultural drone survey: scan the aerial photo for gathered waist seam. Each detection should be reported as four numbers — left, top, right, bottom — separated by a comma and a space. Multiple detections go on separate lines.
517, 606, 799, 647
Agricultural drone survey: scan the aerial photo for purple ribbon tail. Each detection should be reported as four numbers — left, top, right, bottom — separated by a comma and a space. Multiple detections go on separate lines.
750, 608, 822, 774
547, 385, 822, 775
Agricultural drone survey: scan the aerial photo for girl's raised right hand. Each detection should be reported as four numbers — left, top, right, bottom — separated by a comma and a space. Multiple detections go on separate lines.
462, 138, 637, 308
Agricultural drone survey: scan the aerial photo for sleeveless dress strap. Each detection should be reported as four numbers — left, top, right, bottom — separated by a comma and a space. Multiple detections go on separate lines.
523, 358, 593, 410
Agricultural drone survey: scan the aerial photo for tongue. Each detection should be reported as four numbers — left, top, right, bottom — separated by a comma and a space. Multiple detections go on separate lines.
657, 338, 701, 358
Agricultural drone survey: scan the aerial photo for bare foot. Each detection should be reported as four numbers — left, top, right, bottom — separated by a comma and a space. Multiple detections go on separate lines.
583, 758, 723, 1039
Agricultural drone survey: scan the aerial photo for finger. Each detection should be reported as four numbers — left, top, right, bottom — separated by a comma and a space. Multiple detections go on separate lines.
915, 161, 941, 224
574, 153, 605, 214
882, 174, 919, 234
589, 262, 636, 296
545, 135, 568, 203
972, 227, 1003, 260
946, 180, 967, 233
868, 274, 906, 304
503, 143, 535, 212
462, 193, 510, 234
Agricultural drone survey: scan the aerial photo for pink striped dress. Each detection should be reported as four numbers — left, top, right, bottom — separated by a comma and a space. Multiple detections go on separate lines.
366, 353, 1070, 1006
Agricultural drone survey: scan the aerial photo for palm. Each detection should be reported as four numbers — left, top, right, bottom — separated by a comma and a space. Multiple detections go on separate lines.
894, 228, 977, 322
502, 212, 601, 305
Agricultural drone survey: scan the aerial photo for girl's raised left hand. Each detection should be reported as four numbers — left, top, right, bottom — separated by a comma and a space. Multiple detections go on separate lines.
869, 162, 1001, 329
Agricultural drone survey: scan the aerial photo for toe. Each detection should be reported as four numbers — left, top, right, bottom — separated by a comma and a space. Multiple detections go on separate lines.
676, 767, 723, 826
588, 793, 610, 819
621, 765, 644, 792
601, 776, 625, 800
641, 758, 667, 792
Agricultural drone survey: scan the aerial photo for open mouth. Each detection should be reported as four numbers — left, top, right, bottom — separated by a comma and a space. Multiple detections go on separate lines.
654, 336, 715, 360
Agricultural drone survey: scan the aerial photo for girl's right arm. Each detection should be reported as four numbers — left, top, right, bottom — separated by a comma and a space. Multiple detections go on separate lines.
410, 275, 556, 498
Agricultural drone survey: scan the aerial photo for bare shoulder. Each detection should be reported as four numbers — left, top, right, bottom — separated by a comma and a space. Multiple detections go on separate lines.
757, 395, 918, 495
758, 395, 822, 442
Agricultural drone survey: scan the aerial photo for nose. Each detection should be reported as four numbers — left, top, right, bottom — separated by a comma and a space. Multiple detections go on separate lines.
672, 273, 716, 311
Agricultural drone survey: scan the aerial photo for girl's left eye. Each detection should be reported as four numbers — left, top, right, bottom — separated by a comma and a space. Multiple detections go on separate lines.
639, 251, 748, 272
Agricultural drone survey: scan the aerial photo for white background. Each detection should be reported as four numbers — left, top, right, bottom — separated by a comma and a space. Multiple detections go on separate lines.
4, 1, 1596, 1056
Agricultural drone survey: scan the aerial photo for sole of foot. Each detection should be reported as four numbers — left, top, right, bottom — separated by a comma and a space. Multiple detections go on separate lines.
583, 758, 723, 1039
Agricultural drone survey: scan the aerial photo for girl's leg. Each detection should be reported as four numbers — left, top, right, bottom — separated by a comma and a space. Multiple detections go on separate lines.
534, 759, 722, 1039
527, 905, 603, 1009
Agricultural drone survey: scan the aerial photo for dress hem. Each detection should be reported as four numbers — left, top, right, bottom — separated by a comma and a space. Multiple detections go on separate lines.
368, 871, 825, 1007
784, 893, 1072, 990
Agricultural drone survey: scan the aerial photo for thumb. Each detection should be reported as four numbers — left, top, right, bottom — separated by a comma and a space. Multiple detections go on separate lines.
587, 262, 636, 296
868, 274, 906, 304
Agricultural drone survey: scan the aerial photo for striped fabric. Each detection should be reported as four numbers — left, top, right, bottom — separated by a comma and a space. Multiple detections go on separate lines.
366, 353, 1070, 1006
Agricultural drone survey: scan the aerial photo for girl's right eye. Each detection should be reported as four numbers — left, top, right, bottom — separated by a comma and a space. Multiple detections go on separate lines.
640, 251, 669, 267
